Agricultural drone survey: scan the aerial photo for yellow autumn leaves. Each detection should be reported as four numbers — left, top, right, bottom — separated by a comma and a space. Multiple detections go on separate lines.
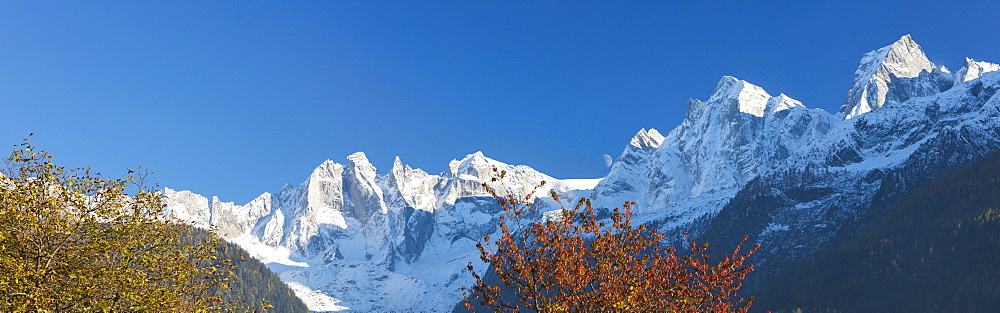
0, 140, 251, 312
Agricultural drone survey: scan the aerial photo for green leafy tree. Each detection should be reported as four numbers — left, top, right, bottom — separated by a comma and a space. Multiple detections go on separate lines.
463, 168, 760, 312
0, 139, 253, 312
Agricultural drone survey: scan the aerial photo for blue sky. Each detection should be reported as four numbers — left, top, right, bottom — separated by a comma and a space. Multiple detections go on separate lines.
2, 1, 999, 203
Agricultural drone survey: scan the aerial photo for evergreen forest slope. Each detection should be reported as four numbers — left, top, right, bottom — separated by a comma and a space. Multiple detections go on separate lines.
190, 229, 309, 312
218, 239, 310, 313
754, 149, 1000, 313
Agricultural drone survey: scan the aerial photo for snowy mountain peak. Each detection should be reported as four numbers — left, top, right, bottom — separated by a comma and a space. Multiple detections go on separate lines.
765, 93, 805, 116
347, 151, 369, 162
342, 152, 387, 219
345, 152, 377, 175
384, 156, 438, 213
310, 159, 344, 181
162, 187, 213, 227
469, 150, 486, 160
707, 76, 772, 117
954, 57, 1000, 84
881, 35, 932, 76
884, 35, 930, 69
839, 34, 936, 119
392, 156, 405, 170
447, 151, 499, 177
629, 128, 665, 149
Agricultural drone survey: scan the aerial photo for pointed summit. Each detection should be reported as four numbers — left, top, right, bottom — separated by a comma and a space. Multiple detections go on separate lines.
839, 35, 936, 119
310, 159, 343, 181
343, 152, 387, 220
346, 152, 371, 165
447, 151, 502, 177
706, 76, 771, 118
764, 93, 804, 116
881, 35, 931, 74
629, 128, 665, 149
452, 151, 490, 168
345, 152, 379, 180
390, 155, 414, 175
682, 77, 796, 125
954, 57, 1000, 84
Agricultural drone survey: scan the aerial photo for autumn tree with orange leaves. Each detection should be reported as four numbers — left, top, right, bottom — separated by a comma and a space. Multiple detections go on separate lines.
462, 168, 760, 312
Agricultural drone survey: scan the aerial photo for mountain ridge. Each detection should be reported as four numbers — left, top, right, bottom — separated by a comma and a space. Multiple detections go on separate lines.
164, 35, 1000, 312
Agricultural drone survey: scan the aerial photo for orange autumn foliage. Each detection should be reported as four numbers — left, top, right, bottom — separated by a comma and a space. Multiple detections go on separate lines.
463, 167, 760, 312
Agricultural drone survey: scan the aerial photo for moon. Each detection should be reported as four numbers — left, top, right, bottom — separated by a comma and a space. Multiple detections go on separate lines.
602, 154, 613, 167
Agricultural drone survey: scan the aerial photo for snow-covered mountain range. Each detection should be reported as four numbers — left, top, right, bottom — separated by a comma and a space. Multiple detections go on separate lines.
164, 35, 1000, 312
165, 151, 597, 312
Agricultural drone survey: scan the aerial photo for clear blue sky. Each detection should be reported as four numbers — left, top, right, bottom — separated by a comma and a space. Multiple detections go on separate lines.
2, 1, 999, 203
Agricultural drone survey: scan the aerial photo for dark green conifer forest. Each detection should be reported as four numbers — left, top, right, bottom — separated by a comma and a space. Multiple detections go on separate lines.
755, 149, 1000, 313
199, 229, 310, 312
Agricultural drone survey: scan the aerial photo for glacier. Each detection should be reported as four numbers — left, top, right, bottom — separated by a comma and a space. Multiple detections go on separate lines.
164, 35, 1000, 311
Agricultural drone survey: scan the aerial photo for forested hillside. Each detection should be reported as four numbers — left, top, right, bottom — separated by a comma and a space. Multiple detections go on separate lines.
754, 149, 1000, 312
196, 229, 309, 312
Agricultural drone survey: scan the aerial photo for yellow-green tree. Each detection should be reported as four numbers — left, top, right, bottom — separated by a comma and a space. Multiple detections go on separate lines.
0, 139, 247, 312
